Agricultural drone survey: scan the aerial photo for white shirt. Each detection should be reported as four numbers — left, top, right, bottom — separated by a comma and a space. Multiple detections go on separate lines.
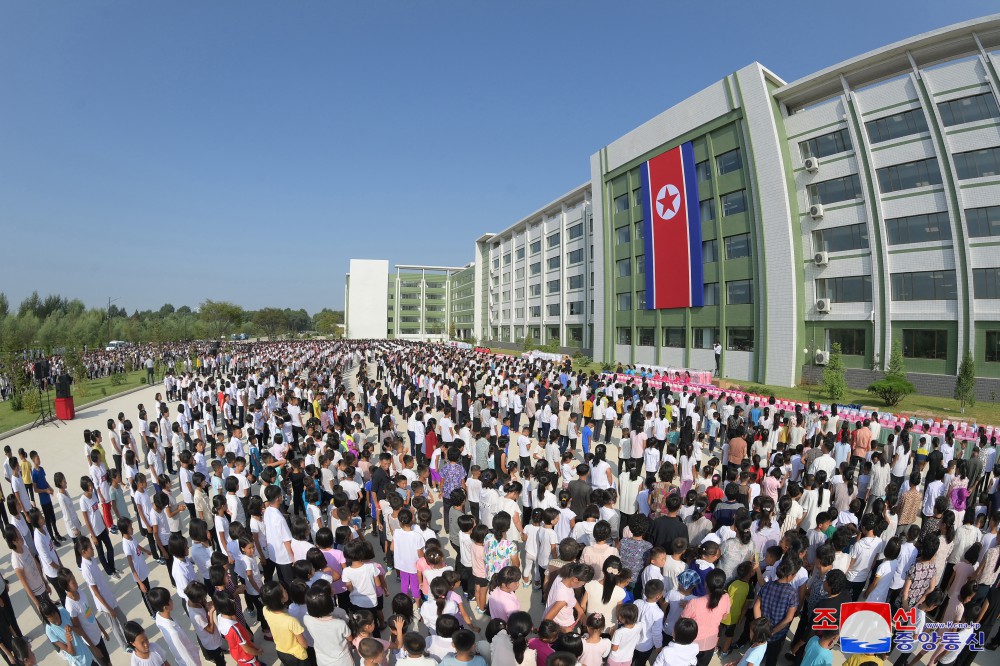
341, 563, 379, 608
188, 605, 224, 652
81, 557, 115, 613
123, 537, 151, 582
79, 493, 106, 536
264, 505, 293, 565
155, 614, 201, 666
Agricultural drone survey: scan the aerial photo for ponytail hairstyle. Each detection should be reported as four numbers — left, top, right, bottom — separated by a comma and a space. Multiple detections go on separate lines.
347, 609, 376, 637
735, 516, 753, 545
815, 470, 828, 507
491, 511, 512, 542
504, 481, 522, 497
628, 460, 640, 482
600, 556, 623, 604
558, 490, 571, 509
536, 475, 548, 502
506, 611, 533, 663
844, 468, 855, 496
778, 495, 793, 526
488, 565, 521, 593
429, 575, 450, 619
706, 568, 727, 610
757, 497, 776, 530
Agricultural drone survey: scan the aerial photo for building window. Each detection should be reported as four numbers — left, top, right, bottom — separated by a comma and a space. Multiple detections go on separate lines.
547, 303, 560, 316
814, 223, 870, 252
634, 221, 644, 247
808, 174, 863, 205
503, 252, 511, 265
954, 147, 1000, 180
567, 274, 584, 291
514, 268, 524, 280
703, 282, 720, 306
547, 326, 560, 340
799, 128, 852, 160
616, 258, 631, 278
726, 279, 753, 304
568, 223, 584, 240
617, 327, 632, 345
530, 262, 541, 275
616, 226, 631, 245
974, 268, 1000, 298
693, 327, 719, 349
492, 258, 499, 270
986, 331, 1000, 362
548, 234, 561, 249
902, 329, 948, 360
938, 93, 1000, 127
700, 199, 716, 222
662, 327, 685, 348
547, 256, 560, 270
967, 206, 1000, 238
637, 327, 655, 346
891, 270, 958, 300
614, 194, 630, 213
636, 290, 646, 309
529, 306, 541, 318
529, 284, 541, 297
716, 148, 742, 175
568, 326, 583, 343
567, 249, 584, 265
635, 255, 645, 274
885, 212, 951, 245
514, 287, 524, 299
696, 160, 712, 181
727, 328, 755, 352
816, 275, 873, 302
633, 188, 643, 207
617, 292, 632, 311
724, 233, 751, 260
568, 301, 585, 315
828, 329, 866, 356
516, 247, 525, 260
702, 239, 718, 263
515, 307, 524, 319
876, 158, 942, 193
547, 279, 559, 294
721, 190, 747, 216
865, 108, 929, 144
530, 240, 541, 254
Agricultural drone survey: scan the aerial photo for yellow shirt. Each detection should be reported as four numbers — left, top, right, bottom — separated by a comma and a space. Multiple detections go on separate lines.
262, 609, 307, 659
582, 401, 593, 418
19, 460, 32, 484
722, 579, 749, 625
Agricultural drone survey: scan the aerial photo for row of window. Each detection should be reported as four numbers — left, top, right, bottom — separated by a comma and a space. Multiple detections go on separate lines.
613, 149, 745, 215
812, 206, 1000, 253
824, 328, 955, 361
799, 92, 1000, 160
617, 279, 753, 310
809, 146, 1000, 206
814, 269, 1000, 302
615, 326, 753, 351
612, 188, 747, 245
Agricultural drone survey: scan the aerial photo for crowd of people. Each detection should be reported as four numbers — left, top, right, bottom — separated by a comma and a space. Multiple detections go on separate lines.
0, 339, 996, 666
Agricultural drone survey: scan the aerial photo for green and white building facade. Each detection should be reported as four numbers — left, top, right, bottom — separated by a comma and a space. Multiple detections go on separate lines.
346, 15, 1000, 396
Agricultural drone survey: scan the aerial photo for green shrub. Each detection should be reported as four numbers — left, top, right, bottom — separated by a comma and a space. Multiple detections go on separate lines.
110, 373, 126, 386
867, 377, 915, 407
21, 391, 39, 414
9, 392, 23, 412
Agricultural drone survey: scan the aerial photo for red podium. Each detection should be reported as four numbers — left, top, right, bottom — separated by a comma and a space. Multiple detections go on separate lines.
55, 397, 75, 421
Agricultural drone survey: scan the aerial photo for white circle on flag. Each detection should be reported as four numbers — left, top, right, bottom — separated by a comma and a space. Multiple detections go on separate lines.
656, 184, 681, 220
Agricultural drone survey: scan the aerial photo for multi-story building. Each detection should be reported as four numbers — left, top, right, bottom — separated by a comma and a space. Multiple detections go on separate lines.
346, 14, 1000, 396
477, 185, 594, 349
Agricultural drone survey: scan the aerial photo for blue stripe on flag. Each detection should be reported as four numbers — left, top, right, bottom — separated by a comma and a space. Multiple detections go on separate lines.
682, 142, 704, 307
640, 162, 656, 309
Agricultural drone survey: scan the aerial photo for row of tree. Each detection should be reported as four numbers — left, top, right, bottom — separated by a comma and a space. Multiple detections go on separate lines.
0, 292, 344, 352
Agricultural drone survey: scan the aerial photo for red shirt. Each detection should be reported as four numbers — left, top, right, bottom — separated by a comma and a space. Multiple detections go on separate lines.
424, 430, 438, 459
222, 618, 258, 664
706, 485, 725, 506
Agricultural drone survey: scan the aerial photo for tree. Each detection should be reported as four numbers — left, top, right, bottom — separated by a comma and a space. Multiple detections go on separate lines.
198, 300, 244, 338
822, 343, 847, 402
158, 303, 176, 317
955, 351, 977, 413
0, 293, 8, 319
313, 309, 343, 336
867, 341, 915, 407
253, 308, 289, 338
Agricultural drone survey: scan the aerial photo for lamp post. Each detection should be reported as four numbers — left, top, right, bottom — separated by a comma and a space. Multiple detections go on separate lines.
107, 297, 119, 346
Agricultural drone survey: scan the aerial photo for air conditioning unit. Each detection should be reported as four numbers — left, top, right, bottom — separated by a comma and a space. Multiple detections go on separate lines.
815, 350, 830, 365
816, 298, 832, 313
814, 251, 829, 266
809, 204, 824, 220
804, 157, 820, 173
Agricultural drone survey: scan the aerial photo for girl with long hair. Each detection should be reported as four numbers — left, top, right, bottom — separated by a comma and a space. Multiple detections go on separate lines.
751, 496, 780, 559
680, 568, 731, 664
492, 610, 536, 666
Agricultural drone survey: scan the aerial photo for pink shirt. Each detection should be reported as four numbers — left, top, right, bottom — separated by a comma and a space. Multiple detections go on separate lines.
416, 557, 431, 594
681, 594, 732, 651
761, 476, 780, 503
322, 548, 347, 594
488, 588, 520, 622
546, 576, 577, 628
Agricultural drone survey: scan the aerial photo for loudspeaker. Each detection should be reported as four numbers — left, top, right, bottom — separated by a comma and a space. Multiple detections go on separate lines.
55, 373, 72, 399
33, 359, 50, 381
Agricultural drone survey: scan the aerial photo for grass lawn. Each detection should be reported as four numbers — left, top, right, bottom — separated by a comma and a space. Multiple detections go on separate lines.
489, 347, 1000, 426
0, 369, 148, 435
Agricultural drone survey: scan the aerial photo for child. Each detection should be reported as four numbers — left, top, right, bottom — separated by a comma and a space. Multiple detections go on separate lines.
456, 514, 475, 596
608, 602, 642, 666
535, 508, 560, 590
58, 568, 111, 666
184, 582, 226, 666
580, 613, 612, 666
470, 524, 490, 612
123, 620, 171, 666
437, 628, 487, 666
651, 617, 699, 666
107, 469, 130, 525
261, 581, 309, 665
421, 577, 459, 634
426, 615, 461, 661
632, 579, 664, 666
522, 508, 543, 588
118, 517, 154, 617
663, 569, 700, 643
216, 589, 263, 665
149, 586, 201, 666
466, 467, 483, 518
719, 561, 755, 656
730, 617, 771, 666
358, 636, 388, 666
528, 620, 560, 665
397, 631, 437, 666
238, 535, 270, 640
391, 508, 426, 601
800, 630, 838, 666
341, 540, 384, 613
641, 548, 667, 589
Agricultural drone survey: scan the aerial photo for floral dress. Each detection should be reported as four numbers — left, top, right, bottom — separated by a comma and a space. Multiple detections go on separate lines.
619, 537, 653, 586
484, 533, 518, 579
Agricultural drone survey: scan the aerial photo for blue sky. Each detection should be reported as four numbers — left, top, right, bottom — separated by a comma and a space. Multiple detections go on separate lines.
1, 2, 995, 312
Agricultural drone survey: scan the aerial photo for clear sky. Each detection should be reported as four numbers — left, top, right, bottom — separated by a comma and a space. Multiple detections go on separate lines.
1, 2, 995, 313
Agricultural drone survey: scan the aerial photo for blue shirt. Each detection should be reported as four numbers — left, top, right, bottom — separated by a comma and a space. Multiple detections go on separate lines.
738, 643, 767, 666
582, 425, 593, 453
45, 607, 94, 666
800, 636, 833, 666
31, 467, 52, 506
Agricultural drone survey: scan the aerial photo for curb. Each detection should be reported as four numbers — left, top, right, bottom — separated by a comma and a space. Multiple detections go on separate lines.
0, 382, 154, 441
